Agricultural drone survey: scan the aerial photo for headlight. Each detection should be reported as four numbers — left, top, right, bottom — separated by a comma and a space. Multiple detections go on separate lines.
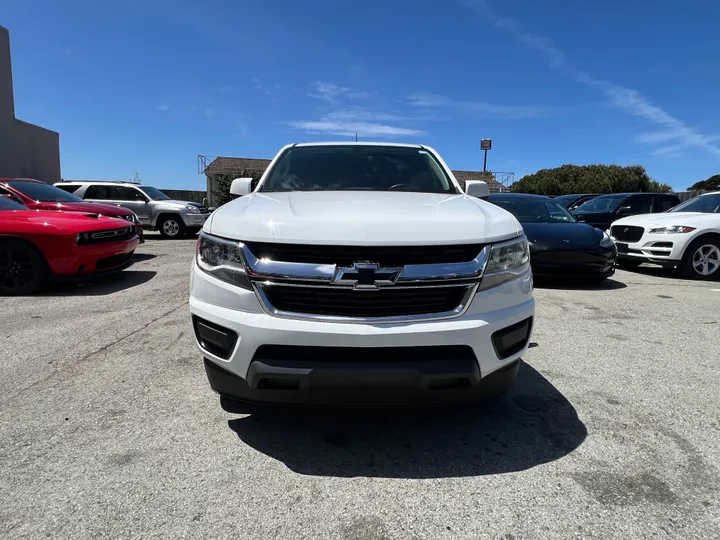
600, 230, 615, 247
480, 235, 530, 289
186, 205, 200, 213
648, 225, 696, 234
196, 232, 251, 289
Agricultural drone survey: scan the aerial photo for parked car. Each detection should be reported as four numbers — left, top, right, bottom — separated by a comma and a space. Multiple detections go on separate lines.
572, 192, 680, 231
610, 191, 720, 279
553, 193, 602, 211
0, 197, 140, 295
0, 178, 143, 242
489, 193, 617, 281
190, 142, 535, 408
55, 181, 211, 238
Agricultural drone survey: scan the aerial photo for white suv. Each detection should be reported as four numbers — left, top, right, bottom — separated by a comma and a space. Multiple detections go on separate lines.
610, 191, 720, 279
189, 142, 535, 408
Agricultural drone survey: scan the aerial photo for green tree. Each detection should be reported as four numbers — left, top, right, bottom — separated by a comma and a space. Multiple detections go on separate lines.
511, 164, 672, 195
687, 174, 720, 191
213, 170, 263, 206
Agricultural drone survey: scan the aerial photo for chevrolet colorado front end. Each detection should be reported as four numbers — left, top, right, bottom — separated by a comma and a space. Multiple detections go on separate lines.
189, 142, 535, 408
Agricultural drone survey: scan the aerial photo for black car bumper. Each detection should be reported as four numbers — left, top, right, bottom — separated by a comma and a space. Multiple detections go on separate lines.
530, 248, 616, 278
205, 356, 521, 409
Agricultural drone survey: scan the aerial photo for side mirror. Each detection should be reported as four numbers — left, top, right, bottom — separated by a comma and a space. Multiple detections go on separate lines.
575, 214, 585, 222
616, 205, 633, 215
465, 180, 490, 199
230, 178, 253, 197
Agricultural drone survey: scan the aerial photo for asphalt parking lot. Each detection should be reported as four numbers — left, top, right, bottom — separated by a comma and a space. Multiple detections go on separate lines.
1, 235, 719, 540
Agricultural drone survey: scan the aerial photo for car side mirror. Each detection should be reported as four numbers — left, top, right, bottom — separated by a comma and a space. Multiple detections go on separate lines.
230, 178, 253, 197
465, 180, 490, 199
616, 205, 633, 215
575, 214, 585, 222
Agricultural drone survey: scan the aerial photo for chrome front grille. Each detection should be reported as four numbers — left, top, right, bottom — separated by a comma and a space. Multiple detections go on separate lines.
241, 242, 489, 322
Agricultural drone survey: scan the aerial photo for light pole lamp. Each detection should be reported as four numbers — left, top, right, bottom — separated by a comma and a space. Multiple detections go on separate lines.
480, 139, 492, 172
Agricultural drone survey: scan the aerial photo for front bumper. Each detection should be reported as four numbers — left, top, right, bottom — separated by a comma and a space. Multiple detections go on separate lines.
182, 212, 211, 229
49, 236, 140, 276
189, 264, 535, 405
530, 246, 617, 278
611, 232, 685, 266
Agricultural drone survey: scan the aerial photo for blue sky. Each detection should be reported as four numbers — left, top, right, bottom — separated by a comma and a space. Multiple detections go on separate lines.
4, 0, 719, 191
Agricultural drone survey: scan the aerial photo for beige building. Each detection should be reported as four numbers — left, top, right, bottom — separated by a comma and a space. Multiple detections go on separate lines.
0, 26, 61, 184
203, 156, 506, 206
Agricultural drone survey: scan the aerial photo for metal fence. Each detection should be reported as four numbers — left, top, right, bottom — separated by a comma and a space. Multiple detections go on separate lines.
160, 189, 206, 203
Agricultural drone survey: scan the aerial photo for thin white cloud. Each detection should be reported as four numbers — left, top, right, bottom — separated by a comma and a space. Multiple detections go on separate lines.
251, 78, 273, 96
157, 105, 171, 112
407, 92, 556, 119
289, 110, 424, 138
309, 81, 370, 103
462, 0, 720, 158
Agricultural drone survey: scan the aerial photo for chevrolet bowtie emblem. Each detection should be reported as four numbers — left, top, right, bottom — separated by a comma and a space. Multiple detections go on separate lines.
332, 262, 401, 289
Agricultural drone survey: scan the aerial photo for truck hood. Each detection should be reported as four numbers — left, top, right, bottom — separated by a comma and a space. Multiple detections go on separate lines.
612, 212, 720, 228
156, 199, 200, 208
208, 191, 522, 245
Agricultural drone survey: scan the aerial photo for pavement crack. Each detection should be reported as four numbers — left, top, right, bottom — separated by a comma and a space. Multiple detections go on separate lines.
0, 301, 188, 407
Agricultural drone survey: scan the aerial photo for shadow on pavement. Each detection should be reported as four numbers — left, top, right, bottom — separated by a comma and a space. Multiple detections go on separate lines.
534, 277, 627, 290
132, 252, 157, 262
42, 270, 157, 296
227, 362, 587, 478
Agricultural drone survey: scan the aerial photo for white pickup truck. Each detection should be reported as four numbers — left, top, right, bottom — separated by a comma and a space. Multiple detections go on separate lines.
189, 142, 535, 408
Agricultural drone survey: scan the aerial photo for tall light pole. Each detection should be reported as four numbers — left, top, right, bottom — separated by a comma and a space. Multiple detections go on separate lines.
480, 139, 492, 172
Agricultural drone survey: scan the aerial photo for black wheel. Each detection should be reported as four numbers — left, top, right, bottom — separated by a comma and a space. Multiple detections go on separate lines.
617, 259, 641, 270
159, 215, 186, 239
680, 237, 720, 280
0, 239, 47, 295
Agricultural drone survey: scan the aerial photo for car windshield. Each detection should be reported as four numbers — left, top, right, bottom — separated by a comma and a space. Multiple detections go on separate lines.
490, 197, 577, 223
553, 195, 578, 208
0, 197, 27, 211
668, 193, 720, 213
259, 145, 456, 194
8, 181, 84, 203
138, 186, 170, 200
575, 194, 627, 212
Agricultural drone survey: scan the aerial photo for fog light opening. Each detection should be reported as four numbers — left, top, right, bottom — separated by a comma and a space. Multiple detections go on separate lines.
491, 317, 533, 360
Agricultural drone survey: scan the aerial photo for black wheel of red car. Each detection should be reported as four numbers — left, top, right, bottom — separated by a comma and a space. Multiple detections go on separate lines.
0, 239, 47, 295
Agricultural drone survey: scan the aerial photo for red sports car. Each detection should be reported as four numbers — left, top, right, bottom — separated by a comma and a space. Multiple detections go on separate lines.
0, 178, 144, 242
0, 197, 140, 295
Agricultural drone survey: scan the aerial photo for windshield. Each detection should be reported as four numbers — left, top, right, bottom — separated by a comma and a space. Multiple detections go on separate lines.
668, 193, 720, 213
575, 194, 627, 212
0, 197, 27, 211
490, 196, 577, 223
8, 181, 84, 203
553, 195, 578, 208
259, 145, 456, 194
138, 186, 170, 200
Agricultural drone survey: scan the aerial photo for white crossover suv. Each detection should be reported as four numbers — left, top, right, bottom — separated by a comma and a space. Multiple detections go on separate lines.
610, 191, 720, 280
189, 142, 535, 408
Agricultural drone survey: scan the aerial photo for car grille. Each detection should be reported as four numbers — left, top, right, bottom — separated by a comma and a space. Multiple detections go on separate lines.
258, 284, 471, 318
86, 226, 136, 244
611, 225, 644, 242
244, 242, 484, 266
194, 205, 210, 214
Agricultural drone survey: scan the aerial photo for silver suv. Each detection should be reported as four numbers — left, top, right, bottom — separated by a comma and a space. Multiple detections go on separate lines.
54, 181, 211, 238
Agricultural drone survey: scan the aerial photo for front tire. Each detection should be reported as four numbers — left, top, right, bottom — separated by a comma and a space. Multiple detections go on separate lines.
159, 215, 186, 239
0, 239, 47, 295
680, 237, 720, 280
